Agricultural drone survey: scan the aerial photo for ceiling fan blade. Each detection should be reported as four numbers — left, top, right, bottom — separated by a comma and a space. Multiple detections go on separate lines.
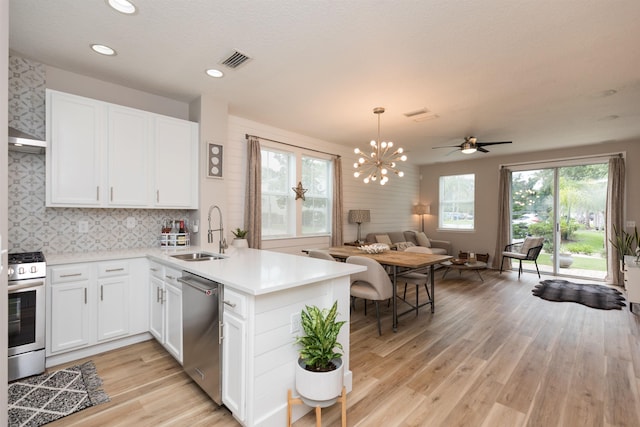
477, 147, 490, 153
432, 144, 462, 150
444, 148, 459, 156
476, 141, 512, 147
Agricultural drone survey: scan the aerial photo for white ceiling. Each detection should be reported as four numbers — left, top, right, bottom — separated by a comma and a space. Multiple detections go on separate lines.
9, 0, 640, 165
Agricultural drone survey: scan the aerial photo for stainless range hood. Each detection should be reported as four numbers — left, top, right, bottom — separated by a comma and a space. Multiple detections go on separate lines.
8, 126, 47, 154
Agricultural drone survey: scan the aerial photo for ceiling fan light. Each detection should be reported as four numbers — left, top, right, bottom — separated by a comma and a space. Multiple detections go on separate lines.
461, 147, 477, 154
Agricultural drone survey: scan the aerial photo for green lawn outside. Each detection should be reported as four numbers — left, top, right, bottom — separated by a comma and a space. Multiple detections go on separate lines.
537, 253, 606, 271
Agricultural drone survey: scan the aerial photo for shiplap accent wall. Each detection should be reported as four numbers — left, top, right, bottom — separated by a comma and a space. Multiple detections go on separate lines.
226, 115, 421, 255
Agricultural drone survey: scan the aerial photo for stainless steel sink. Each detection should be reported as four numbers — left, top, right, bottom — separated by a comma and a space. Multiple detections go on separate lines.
170, 253, 223, 261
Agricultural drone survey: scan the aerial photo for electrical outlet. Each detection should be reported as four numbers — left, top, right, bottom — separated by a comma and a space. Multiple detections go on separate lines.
126, 217, 136, 229
78, 220, 89, 233
290, 312, 301, 334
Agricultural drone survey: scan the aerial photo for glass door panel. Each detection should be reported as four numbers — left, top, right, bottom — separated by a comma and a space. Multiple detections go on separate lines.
510, 163, 608, 280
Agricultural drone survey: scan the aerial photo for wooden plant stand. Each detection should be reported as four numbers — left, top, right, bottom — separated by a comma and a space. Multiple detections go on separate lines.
287, 387, 347, 427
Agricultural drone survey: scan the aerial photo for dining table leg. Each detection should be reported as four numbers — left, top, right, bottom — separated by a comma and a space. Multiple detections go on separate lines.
392, 266, 398, 332
430, 265, 435, 313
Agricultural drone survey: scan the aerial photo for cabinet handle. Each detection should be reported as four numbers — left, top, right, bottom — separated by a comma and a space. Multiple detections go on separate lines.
60, 273, 82, 278
223, 300, 237, 308
100, 285, 104, 301
156, 286, 161, 303
84, 288, 87, 304
166, 275, 176, 280
150, 268, 158, 272
105, 268, 124, 272
156, 190, 160, 203
219, 321, 224, 345
110, 187, 114, 202
97, 186, 100, 201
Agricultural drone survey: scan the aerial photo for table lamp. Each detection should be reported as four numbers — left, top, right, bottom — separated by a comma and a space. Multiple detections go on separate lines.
348, 209, 370, 243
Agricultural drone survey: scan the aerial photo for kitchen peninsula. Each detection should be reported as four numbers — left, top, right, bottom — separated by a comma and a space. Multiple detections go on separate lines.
45, 247, 364, 426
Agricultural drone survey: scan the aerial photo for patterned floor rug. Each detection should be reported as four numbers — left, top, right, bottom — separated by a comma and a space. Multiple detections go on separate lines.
533, 279, 626, 310
8, 361, 110, 427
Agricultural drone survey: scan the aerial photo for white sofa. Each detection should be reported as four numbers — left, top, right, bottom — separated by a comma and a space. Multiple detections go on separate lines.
364, 231, 451, 255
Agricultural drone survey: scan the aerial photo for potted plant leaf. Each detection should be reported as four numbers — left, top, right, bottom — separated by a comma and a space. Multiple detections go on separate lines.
231, 228, 249, 248
610, 224, 638, 272
294, 301, 346, 407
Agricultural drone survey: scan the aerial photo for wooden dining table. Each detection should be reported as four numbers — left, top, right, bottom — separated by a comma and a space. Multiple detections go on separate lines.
325, 246, 452, 331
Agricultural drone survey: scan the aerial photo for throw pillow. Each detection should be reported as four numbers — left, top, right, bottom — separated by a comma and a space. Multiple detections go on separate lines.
375, 234, 393, 245
396, 241, 416, 251
415, 231, 431, 248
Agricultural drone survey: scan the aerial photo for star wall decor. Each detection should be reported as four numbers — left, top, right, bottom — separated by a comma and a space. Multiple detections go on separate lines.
292, 181, 307, 201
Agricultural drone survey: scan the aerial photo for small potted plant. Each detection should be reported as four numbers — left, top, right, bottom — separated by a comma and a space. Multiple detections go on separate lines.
231, 228, 249, 248
294, 301, 346, 407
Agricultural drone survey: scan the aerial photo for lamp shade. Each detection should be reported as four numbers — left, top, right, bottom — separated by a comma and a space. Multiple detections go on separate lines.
348, 209, 371, 224
413, 204, 430, 215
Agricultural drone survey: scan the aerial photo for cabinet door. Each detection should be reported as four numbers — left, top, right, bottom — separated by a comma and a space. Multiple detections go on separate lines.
46, 90, 103, 206
107, 106, 152, 206
50, 281, 90, 353
222, 312, 246, 420
149, 276, 165, 341
164, 282, 183, 364
97, 276, 130, 341
154, 116, 198, 208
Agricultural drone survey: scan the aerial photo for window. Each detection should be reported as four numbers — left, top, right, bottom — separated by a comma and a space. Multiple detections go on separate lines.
439, 174, 475, 230
261, 146, 332, 238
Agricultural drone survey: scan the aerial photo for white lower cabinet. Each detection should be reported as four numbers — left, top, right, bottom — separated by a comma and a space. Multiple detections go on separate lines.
47, 259, 147, 358
148, 262, 183, 364
49, 269, 91, 353
624, 259, 640, 310
222, 288, 247, 423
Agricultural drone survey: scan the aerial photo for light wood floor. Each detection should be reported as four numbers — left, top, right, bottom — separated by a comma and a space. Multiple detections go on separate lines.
47, 269, 640, 426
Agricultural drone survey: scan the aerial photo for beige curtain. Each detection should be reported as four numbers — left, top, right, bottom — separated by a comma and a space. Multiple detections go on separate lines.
605, 155, 625, 285
331, 157, 344, 246
244, 136, 262, 249
493, 167, 512, 269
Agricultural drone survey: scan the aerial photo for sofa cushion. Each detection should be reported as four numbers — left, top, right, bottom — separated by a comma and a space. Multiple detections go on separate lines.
375, 234, 393, 245
414, 231, 431, 248
395, 241, 416, 251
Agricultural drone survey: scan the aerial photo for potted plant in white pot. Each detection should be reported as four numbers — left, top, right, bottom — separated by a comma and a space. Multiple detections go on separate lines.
231, 228, 249, 248
294, 301, 346, 407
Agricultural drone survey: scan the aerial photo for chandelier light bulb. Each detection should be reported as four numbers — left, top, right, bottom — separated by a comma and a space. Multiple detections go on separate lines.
398, 171, 404, 177
381, 168, 388, 175
354, 148, 360, 154
381, 141, 387, 149
364, 177, 370, 184
354, 171, 360, 178
401, 155, 407, 161
358, 157, 365, 164
397, 147, 403, 153
370, 140, 377, 147
387, 141, 393, 148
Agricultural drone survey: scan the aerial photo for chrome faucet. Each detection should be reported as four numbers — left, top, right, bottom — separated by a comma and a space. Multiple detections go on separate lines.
207, 205, 228, 254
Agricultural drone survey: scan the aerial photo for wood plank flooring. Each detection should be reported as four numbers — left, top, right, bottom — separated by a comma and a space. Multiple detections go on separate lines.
46, 269, 640, 426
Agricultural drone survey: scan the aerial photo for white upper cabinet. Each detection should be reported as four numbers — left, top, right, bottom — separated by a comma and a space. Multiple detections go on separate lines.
46, 90, 103, 206
46, 89, 198, 209
154, 116, 198, 208
107, 106, 153, 207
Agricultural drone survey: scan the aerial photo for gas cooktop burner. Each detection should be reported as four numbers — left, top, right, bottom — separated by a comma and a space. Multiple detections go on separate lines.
8, 251, 46, 265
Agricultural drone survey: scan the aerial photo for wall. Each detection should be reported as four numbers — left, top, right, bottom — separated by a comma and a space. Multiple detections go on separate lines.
8, 55, 195, 254
419, 141, 640, 262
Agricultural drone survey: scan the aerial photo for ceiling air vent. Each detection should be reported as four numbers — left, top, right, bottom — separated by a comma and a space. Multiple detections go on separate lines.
404, 107, 439, 122
220, 50, 252, 69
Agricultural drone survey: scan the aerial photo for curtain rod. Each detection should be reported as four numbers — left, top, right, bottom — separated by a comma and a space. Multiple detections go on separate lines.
500, 151, 624, 169
245, 133, 341, 158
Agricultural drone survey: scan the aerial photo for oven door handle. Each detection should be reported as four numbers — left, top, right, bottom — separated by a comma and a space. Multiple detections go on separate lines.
8, 278, 45, 293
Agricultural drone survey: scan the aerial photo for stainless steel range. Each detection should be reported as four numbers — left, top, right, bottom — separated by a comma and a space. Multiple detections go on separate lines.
8, 251, 46, 381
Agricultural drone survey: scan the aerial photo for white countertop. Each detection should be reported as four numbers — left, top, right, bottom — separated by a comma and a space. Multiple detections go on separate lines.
44, 246, 364, 296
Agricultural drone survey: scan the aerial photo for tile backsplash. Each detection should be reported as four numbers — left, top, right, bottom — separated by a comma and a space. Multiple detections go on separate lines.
9, 55, 46, 139
8, 151, 193, 254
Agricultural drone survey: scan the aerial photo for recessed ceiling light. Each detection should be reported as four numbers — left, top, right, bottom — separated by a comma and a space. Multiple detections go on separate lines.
90, 44, 117, 56
106, 0, 137, 14
206, 69, 224, 78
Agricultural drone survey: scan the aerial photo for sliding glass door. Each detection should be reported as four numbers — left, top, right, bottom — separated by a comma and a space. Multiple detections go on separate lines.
510, 162, 608, 280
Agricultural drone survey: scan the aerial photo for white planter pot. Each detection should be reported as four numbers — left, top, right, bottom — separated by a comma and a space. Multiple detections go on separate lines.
232, 238, 248, 248
295, 358, 343, 408
558, 253, 573, 268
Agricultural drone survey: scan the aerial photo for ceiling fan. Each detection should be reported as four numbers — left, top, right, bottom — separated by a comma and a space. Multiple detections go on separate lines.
432, 136, 512, 154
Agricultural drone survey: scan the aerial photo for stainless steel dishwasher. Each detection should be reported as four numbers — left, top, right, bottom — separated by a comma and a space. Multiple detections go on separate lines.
178, 272, 222, 404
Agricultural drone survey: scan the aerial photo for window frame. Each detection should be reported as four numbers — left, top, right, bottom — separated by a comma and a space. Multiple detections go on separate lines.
260, 143, 333, 240
438, 173, 476, 231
